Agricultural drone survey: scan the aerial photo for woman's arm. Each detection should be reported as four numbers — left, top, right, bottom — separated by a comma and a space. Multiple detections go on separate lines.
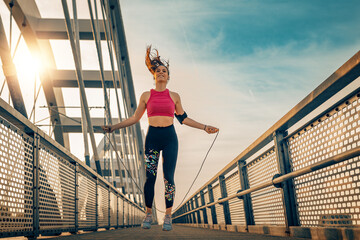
173, 92, 219, 134
102, 92, 148, 133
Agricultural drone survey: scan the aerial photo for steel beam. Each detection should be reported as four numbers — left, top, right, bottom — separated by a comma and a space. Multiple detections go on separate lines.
0, 15, 27, 118
4, 0, 69, 148
35, 18, 105, 40
61, 0, 102, 176
50, 70, 120, 88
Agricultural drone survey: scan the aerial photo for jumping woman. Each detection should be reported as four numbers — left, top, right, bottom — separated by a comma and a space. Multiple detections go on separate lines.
102, 46, 219, 231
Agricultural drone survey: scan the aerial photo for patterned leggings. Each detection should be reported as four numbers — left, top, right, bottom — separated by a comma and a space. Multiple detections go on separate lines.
144, 125, 178, 209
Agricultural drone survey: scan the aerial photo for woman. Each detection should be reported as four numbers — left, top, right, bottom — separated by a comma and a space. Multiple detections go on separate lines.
102, 46, 219, 231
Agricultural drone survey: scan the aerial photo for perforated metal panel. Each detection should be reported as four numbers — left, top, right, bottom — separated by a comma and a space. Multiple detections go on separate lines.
118, 197, 124, 226
38, 147, 75, 231
289, 96, 360, 227
97, 184, 109, 227
247, 149, 285, 225
225, 171, 246, 225
78, 170, 96, 229
110, 192, 117, 226
204, 191, 213, 225
0, 122, 33, 234
124, 201, 128, 225
212, 184, 225, 225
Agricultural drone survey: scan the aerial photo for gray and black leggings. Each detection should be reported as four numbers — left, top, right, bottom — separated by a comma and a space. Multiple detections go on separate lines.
144, 125, 178, 209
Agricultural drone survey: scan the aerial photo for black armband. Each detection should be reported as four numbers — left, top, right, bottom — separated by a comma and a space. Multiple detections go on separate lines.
175, 112, 188, 124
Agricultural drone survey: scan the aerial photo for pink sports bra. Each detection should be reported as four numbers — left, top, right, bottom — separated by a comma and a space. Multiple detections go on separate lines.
146, 89, 175, 118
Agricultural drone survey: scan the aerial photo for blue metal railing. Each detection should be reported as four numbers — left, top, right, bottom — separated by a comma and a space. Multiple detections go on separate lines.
173, 51, 360, 232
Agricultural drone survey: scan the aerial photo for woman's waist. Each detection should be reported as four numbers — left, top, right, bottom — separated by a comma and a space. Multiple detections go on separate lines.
148, 116, 174, 127
147, 123, 177, 137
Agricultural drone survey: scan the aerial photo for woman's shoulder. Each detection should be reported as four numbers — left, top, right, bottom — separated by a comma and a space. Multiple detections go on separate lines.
169, 90, 180, 98
141, 91, 151, 96
140, 91, 151, 102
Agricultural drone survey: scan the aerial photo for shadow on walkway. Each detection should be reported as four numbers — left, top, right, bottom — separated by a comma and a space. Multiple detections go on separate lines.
38, 225, 309, 240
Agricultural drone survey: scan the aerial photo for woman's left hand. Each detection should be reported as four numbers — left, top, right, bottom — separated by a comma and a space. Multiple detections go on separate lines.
204, 125, 219, 134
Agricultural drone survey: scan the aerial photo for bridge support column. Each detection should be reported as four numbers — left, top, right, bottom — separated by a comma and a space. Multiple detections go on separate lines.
207, 184, 217, 225
219, 175, 231, 225
273, 131, 299, 229
200, 190, 208, 224
237, 160, 254, 228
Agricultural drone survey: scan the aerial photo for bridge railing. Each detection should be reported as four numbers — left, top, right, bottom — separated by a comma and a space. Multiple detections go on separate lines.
0, 97, 144, 239
173, 51, 360, 234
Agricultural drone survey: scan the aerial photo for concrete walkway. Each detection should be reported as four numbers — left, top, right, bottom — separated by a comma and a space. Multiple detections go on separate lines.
34, 225, 309, 240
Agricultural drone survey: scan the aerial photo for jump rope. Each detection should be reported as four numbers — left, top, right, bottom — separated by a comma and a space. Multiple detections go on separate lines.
102, 129, 219, 214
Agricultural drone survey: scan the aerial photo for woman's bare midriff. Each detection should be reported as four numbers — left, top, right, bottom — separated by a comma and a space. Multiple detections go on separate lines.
148, 116, 174, 127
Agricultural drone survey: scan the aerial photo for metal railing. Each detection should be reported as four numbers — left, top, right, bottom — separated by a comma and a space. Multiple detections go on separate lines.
173, 51, 360, 230
0, 97, 144, 239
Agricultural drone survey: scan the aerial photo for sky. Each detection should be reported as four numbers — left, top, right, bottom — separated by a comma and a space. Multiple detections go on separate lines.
0, 0, 360, 221
119, 0, 360, 218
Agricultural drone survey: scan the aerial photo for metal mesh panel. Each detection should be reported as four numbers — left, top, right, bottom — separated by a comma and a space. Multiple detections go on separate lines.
124, 201, 128, 225
0, 123, 33, 233
78, 170, 96, 229
247, 149, 285, 225
136, 208, 141, 224
204, 191, 213, 225
110, 192, 117, 226
289, 97, 360, 227
212, 184, 225, 224
118, 197, 124, 226
128, 204, 132, 225
97, 184, 109, 227
38, 148, 75, 230
225, 171, 246, 225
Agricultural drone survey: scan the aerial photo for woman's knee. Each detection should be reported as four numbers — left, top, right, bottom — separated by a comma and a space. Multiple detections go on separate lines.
145, 174, 156, 185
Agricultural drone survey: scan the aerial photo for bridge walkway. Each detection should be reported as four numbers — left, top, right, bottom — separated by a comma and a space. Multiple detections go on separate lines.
18, 225, 308, 240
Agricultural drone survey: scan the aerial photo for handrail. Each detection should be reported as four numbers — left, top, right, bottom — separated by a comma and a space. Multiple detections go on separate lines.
173, 145, 360, 220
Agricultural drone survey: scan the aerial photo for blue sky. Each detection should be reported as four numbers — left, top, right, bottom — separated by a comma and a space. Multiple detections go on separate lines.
119, 0, 360, 217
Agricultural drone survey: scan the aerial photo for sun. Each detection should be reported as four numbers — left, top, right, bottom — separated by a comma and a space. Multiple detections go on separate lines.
13, 48, 41, 80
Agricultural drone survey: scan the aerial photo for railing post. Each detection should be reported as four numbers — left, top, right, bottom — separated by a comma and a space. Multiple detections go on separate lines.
108, 187, 111, 230
200, 190, 208, 224
190, 198, 196, 223
194, 194, 201, 224
219, 175, 231, 225
187, 202, 191, 223
29, 133, 40, 240
116, 195, 119, 229
207, 184, 217, 225
273, 131, 299, 228
74, 162, 79, 234
185, 202, 190, 223
95, 178, 99, 231
237, 160, 254, 227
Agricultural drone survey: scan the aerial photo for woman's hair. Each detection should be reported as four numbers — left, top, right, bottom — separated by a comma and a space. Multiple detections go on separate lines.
145, 45, 169, 75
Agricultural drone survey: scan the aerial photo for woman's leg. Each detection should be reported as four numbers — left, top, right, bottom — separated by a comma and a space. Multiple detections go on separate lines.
144, 143, 161, 209
162, 134, 178, 211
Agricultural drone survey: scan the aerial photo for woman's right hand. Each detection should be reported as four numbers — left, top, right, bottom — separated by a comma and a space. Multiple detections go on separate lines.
101, 125, 114, 133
